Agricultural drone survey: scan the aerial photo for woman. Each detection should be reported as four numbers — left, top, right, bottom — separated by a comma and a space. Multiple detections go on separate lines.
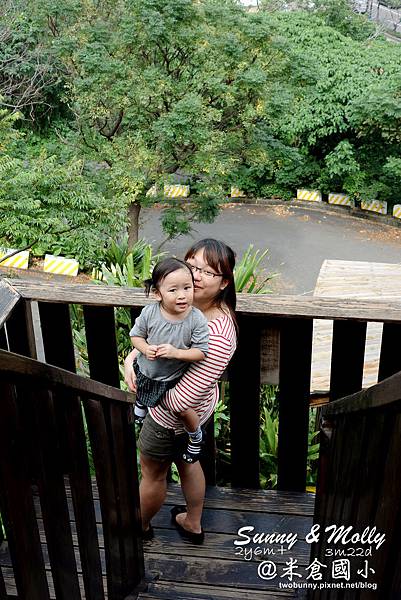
124, 238, 237, 544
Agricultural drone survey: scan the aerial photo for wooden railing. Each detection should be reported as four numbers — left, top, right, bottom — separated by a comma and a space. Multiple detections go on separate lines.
2, 279, 401, 493
310, 371, 401, 599
2, 278, 401, 598
0, 299, 144, 600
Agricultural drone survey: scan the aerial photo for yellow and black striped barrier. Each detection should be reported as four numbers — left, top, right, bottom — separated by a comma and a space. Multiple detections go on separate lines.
0, 248, 29, 269
328, 193, 352, 207
296, 189, 322, 202
393, 205, 401, 219
164, 185, 190, 198
361, 200, 387, 215
44, 254, 79, 277
230, 187, 246, 198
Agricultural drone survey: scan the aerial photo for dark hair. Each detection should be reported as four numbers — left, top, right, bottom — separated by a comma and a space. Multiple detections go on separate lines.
144, 257, 194, 297
184, 238, 237, 330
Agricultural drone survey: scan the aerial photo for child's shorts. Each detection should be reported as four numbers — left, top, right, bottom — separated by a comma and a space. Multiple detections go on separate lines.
134, 361, 180, 407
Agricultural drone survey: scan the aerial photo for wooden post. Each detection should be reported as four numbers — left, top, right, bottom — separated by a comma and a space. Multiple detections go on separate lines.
0, 381, 51, 600
330, 320, 367, 401
277, 318, 313, 492
32, 386, 82, 600
5, 300, 37, 359
229, 315, 261, 489
83, 305, 145, 599
0, 327, 7, 351
378, 323, 401, 381
38, 302, 77, 473
38, 303, 76, 371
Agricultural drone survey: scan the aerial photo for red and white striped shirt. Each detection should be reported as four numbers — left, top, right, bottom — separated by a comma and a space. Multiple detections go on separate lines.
149, 314, 237, 432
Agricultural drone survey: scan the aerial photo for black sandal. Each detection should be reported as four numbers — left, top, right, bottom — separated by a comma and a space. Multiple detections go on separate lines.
170, 505, 204, 545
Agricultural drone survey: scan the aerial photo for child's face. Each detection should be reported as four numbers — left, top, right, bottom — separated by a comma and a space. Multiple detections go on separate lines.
155, 268, 194, 315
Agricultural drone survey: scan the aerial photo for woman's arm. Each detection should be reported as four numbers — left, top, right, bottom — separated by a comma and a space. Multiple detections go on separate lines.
162, 333, 234, 413
124, 348, 139, 392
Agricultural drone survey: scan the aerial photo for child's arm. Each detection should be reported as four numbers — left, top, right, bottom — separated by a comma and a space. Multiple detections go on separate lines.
131, 336, 158, 361
155, 345, 205, 362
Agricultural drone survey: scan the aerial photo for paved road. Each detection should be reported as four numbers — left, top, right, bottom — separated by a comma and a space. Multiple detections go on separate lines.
139, 203, 401, 295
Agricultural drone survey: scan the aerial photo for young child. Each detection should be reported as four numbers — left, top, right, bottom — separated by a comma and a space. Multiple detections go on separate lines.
129, 257, 209, 463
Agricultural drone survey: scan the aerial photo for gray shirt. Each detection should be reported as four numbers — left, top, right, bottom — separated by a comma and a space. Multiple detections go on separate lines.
129, 303, 209, 381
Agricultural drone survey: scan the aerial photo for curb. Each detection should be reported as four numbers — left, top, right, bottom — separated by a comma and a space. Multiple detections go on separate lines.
227, 197, 401, 230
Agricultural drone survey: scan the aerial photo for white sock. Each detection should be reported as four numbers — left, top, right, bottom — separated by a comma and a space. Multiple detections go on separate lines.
134, 402, 147, 419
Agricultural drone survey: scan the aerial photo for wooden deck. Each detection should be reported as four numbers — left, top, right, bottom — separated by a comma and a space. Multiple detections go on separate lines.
311, 259, 401, 392
2, 281, 401, 598
0, 483, 315, 599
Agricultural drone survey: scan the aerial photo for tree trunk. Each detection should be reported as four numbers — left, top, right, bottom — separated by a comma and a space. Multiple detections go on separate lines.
128, 202, 141, 250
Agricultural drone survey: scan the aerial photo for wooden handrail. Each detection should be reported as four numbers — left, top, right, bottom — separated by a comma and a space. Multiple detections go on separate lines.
0, 349, 134, 404
6, 278, 401, 322
4, 277, 401, 492
0, 280, 20, 327
322, 369, 401, 417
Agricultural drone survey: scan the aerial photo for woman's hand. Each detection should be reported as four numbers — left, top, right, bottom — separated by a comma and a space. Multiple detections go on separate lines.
124, 349, 138, 392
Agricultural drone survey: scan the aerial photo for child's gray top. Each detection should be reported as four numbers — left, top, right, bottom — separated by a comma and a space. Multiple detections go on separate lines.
129, 303, 209, 381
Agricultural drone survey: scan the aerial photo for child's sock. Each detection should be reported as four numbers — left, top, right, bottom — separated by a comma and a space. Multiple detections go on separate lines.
182, 426, 203, 463
134, 401, 147, 424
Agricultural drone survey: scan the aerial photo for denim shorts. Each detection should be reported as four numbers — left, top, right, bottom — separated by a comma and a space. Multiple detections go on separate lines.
138, 414, 189, 462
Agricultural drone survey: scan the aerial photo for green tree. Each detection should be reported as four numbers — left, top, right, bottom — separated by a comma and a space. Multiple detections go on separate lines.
28, 0, 292, 246
267, 10, 401, 205
3, 0, 401, 249
0, 0, 66, 125
0, 108, 125, 267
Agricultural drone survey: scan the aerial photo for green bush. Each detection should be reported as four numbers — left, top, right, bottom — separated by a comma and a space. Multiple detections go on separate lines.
234, 244, 276, 293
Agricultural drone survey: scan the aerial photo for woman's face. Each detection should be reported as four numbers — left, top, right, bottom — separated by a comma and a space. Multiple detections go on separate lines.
186, 249, 227, 306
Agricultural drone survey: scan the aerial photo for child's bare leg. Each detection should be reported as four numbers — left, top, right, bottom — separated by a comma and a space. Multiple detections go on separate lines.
178, 408, 203, 463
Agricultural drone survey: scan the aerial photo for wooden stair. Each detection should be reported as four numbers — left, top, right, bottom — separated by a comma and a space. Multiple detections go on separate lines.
138, 484, 314, 600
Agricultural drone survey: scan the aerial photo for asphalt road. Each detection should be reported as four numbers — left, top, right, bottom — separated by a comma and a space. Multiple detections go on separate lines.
139, 203, 401, 295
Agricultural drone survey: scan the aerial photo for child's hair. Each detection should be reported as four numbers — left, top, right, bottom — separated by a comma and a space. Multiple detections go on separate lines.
144, 257, 194, 297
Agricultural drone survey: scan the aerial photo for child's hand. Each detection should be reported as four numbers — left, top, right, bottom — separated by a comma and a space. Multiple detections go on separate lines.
145, 344, 158, 360
156, 343, 178, 359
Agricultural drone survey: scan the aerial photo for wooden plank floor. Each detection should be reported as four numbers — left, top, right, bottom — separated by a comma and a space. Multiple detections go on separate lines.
311, 259, 401, 392
0, 483, 314, 600
140, 484, 314, 600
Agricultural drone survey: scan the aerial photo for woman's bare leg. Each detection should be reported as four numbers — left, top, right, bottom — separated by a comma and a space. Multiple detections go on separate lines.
175, 460, 205, 533
139, 452, 170, 530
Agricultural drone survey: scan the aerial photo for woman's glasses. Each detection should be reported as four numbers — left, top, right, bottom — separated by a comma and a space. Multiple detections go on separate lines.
188, 263, 223, 279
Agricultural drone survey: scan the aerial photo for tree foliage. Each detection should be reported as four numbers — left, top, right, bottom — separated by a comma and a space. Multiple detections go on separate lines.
36, 0, 294, 241
0, 109, 125, 267
0, 0, 66, 124
273, 10, 401, 204
1, 0, 401, 268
